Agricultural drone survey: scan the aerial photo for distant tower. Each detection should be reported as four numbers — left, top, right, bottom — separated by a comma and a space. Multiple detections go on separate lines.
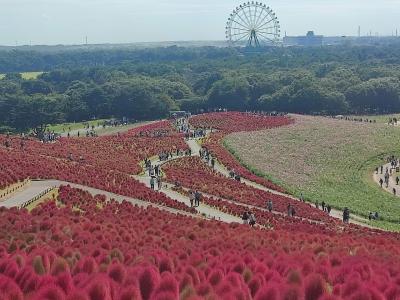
358, 26, 360, 37
85, 36, 88, 45
397, 29, 398, 37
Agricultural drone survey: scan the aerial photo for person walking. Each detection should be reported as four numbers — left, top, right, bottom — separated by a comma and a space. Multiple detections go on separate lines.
327, 205, 332, 215
343, 207, 350, 224
211, 158, 215, 170
291, 206, 296, 217
195, 191, 201, 207
300, 192, 304, 202
385, 172, 390, 188
189, 190, 194, 207
157, 176, 162, 190
396, 176, 399, 185
155, 165, 159, 176
267, 200, 273, 212
287, 204, 292, 217
242, 212, 249, 225
379, 178, 384, 188
150, 176, 155, 190
249, 212, 256, 227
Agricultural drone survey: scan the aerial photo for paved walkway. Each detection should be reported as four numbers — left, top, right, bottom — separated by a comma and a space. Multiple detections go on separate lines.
133, 151, 242, 223
1, 180, 56, 208
133, 175, 240, 223
1, 179, 194, 217
373, 162, 400, 197
2, 121, 374, 228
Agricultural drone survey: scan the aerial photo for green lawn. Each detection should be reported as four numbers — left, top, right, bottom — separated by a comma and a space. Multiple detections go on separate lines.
0, 72, 43, 80
48, 119, 109, 133
225, 115, 400, 230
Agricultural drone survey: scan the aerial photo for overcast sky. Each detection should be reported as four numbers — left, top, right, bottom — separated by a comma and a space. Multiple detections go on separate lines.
1, 0, 399, 45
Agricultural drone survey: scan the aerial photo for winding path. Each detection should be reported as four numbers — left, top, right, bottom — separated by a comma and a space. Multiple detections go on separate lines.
1, 179, 194, 217
1, 121, 375, 228
373, 162, 400, 197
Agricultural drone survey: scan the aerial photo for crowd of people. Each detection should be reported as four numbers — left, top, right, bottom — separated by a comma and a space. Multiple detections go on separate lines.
314, 200, 332, 215
377, 156, 400, 195
228, 168, 242, 182
335, 116, 377, 123
145, 159, 163, 191
199, 146, 217, 171
175, 116, 209, 140
157, 148, 191, 162
135, 129, 171, 138
388, 117, 399, 125
188, 190, 202, 207
241, 211, 257, 227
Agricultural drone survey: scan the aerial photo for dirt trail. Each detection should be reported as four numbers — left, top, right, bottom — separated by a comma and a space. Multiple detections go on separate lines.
372, 162, 400, 197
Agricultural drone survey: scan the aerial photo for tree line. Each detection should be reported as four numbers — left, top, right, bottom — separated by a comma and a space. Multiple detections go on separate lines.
1, 43, 400, 133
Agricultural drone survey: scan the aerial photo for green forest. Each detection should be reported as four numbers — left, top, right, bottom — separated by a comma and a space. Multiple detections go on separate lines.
1, 43, 400, 133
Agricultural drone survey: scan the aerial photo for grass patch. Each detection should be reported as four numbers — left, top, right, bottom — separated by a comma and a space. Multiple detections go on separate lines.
0, 72, 43, 80
225, 115, 400, 230
21, 72, 43, 80
47, 119, 109, 133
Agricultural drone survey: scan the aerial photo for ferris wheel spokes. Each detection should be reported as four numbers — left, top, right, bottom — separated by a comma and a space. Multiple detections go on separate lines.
226, 2, 280, 48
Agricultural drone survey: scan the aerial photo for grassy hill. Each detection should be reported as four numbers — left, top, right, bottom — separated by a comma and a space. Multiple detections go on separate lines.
225, 115, 400, 230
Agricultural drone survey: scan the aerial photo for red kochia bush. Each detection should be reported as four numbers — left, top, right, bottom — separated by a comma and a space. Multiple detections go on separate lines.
31, 284, 66, 300
85, 274, 113, 300
254, 285, 279, 300
305, 274, 326, 300
108, 263, 127, 284
151, 272, 179, 300
0, 162, 399, 300
118, 285, 142, 300
139, 267, 160, 300
0, 274, 24, 300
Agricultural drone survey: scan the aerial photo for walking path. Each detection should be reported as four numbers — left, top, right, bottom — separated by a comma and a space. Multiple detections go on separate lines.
172, 183, 326, 226
1, 180, 55, 208
1, 120, 374, 228
133, 175, 240, 223
373, 162, 400, 197
2, 148, 241, 223
1, 179, 194, 217
133, 152, 242, 223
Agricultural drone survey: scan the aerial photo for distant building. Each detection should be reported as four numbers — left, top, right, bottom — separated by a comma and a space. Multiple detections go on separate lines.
283, 31, 323, 47
283, 31, 400, 47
